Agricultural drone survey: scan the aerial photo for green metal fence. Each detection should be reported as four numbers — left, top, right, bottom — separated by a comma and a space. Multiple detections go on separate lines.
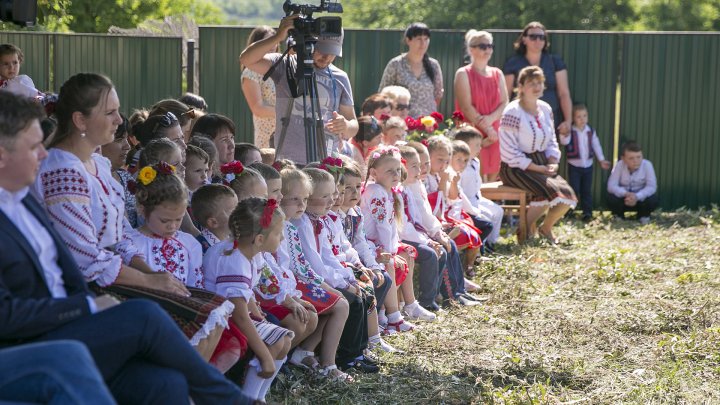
619, 33, 720, 210
1, 32, 183, 115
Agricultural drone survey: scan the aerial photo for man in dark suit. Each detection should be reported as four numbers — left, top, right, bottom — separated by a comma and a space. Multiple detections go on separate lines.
0, 91, 248, 405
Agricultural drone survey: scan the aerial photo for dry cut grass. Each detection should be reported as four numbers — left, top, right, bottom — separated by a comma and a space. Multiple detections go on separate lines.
269, 208, 720, 404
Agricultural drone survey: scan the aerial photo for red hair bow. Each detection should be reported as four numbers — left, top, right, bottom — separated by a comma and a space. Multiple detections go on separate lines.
260, 199, 278, 229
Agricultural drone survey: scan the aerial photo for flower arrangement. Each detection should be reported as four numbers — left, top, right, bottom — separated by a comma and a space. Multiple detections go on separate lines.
405, 110, 466, 143
318, 156, 345, 176
220, 160, 245, 185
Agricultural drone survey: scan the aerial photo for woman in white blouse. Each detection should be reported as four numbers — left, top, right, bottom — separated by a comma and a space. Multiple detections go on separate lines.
498, 66, 576, 243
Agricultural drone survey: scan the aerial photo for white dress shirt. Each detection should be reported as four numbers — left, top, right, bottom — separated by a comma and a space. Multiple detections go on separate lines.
607, 159, 657, 201
0, 187, 67, 298
560, 124, 606, 168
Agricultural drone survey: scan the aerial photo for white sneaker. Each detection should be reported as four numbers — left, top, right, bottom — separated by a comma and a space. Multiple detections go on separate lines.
404, 302, 436, 322
370, 338, 404, 354
639, 216, 650, 225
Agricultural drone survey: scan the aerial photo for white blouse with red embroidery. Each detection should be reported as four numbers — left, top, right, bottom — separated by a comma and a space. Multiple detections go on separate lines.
125, 228, 205, 288
33, 149, 143, 287
359, 183, 399, 254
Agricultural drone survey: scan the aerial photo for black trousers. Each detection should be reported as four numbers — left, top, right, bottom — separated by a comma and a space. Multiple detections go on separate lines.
607, 193, 659, 218
336, 288, 370, 365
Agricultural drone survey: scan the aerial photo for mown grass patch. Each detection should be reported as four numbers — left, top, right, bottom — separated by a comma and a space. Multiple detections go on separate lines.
269, 210, 720, 404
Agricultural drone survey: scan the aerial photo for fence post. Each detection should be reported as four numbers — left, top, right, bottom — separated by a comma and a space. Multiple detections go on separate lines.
186, 39, 196, 93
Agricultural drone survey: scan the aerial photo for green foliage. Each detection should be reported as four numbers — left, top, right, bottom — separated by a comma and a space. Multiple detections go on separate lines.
210, 0, 286, 26
32, 0, 223, 32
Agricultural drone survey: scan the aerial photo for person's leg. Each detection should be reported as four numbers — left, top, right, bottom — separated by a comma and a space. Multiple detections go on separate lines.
336, 289, 368, 366
38, 300, 247, 405
635, 193, 660, 218
526, 205, 549, 237
606, 194, 627, 218
539, 203, 572, 242
445, 240, 466, 297
403, 241, 440, 307
580, 167, 594, 217
109, 359, 190, 405
0, 341, 115, 405
372, 269, 392, 311
567, 165, 582, 214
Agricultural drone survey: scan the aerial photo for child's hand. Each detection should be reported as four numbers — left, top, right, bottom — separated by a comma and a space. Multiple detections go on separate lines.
600, 160, 611, 170
298, 298, 317, 313
484, 127, 499, 143
546, 163, 559, 175
429, 240, 444, 256
376, 252, 392, 264
360, 267, 373, 283
259, 356, 276, 379
439, 169, 450, 183
289, 300, 309, 323
372, 270, 385, 288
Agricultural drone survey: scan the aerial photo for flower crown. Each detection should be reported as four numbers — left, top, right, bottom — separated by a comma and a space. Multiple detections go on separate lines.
137, 162, 176, 186
370, 145, 401, 161
220, 160, 245, 185
318, 156, 345, 175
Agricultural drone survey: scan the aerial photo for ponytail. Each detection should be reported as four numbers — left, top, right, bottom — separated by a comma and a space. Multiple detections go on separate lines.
422, 53, 435, 83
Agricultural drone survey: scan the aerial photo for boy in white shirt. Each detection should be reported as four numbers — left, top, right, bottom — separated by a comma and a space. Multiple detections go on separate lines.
606, 141, 658, 224
559, 104, 611, 221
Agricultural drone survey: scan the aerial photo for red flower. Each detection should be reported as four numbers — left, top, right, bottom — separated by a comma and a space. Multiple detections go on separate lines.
260, 199, 278, 229
405, 116, 421, 131
452, 110, 465, 121
430, 112, 444, 122
220, 160, 244, 175
155, 161, 175, 175
421, 139, 429, 147
272, 161, 282, 171
379, 113, 391, 121
432, 123, 439, 131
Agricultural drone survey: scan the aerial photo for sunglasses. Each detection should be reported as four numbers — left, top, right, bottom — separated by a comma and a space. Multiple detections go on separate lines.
395, 103, 410, 111
470, 43, 494, 50
151, 112, 179, 134
525, 34, 547, 41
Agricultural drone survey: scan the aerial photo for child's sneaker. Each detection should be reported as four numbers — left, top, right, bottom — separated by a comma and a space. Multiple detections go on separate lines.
403, 301, 436, 322
379, 324, 398, 336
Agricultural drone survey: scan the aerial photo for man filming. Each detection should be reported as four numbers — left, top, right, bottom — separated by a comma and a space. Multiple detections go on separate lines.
240, 15, 358, 166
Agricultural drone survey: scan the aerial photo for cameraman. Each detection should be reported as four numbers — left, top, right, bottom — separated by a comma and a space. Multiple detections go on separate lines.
240, 15, 358, 166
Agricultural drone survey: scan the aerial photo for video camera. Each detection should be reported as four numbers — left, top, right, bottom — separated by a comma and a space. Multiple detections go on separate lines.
283, 0, 343, 39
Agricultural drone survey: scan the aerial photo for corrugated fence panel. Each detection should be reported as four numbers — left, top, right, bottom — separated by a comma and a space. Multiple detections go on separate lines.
552, 32, 620, 209
0, 32, 51, 91
198, 26, 254, 143
620, 33, 720, 209
53, 34, 182, 115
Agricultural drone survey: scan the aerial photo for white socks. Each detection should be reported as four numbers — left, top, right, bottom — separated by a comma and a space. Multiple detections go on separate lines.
243, 356, 286, 401
387, 310, 402, 323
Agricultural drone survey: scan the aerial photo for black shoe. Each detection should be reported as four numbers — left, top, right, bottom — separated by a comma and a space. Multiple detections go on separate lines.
581, 214, 592, 222
358, 353, 378, 366
340, 359, 380, 373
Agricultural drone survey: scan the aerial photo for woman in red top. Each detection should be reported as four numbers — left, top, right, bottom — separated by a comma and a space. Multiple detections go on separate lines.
454, 29, 509, 183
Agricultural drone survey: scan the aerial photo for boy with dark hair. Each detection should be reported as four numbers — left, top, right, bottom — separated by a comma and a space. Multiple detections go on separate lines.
607, 141, 658, 224
191, 184, 239, 252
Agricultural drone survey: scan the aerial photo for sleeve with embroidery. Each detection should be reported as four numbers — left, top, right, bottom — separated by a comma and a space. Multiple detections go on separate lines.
348, 211, 384, 271
184, 233, 205, 288
312, 218, 354, 286
115, 216, 145, 265
293, 216, 349, 289
360, 184, 398, 253
277, 222, 325, 286
210, 250, 255, 302
500, 109, 532, 170
36, 167, 121, 287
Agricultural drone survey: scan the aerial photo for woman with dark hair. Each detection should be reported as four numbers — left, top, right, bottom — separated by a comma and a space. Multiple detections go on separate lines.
503, 21, 573, 136
149, 98, 197, 142
100, 113, 138, 227
378, 22, 444, 118
33, 73, 238, 362
190, 113, 236, 172
241, 25, 278, 148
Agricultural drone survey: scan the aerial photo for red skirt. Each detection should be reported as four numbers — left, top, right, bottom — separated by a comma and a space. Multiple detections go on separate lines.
296, 281, 341, 315
393, 243, 417, 285
427, 191, 482, 250
256, 296, 292, 320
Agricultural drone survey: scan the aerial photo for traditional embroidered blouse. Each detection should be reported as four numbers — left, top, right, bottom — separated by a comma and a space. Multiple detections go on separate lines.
203, 241, 263, 302
256, 252, 301, 304
291, 214, 354, 289
405, 181, 443, 238
499, 100, 561, 170
125, 229, 204, 288
359, 183, 400, 254
33, 149, 142, 287
342, 208, 384, 271
276, 221, 325, 287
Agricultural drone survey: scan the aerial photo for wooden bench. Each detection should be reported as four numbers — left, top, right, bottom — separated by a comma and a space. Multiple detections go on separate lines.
480, 181, 530, 243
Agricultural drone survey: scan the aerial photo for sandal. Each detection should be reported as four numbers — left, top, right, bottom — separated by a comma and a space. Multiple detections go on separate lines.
538, 227, 558, 245
386, 319, 415, 333
289, 349, 319, 370
317, 364, 354, 382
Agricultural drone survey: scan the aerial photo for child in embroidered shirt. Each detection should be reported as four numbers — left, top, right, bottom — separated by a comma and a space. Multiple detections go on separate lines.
559, 104, 611, 221
0, 44, 41, 99
235, 163, 323, 373
278, 167, 361, 378
339, 157, 416, 335
294, 167, 380, 373
455, 127, 504, 247
191, 184, 238, 253
360, 146, 437, 322
407, 141, 484, 305
203, 198, 294, 401
184, 144, 211, 192
349, 116, 383, 180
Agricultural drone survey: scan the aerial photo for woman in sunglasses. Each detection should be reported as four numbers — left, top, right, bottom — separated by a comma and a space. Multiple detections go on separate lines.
454, 29, 508, 183
378, 22, 444, 118
503, 21, 573, 137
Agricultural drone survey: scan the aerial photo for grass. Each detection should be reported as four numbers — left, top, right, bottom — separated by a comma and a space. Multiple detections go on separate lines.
269, 208, 720, 404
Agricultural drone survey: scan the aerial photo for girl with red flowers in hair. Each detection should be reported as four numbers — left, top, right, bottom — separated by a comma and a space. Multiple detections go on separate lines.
202, 198, 296, 401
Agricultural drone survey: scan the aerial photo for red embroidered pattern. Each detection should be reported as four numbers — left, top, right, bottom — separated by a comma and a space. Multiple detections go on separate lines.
41, 168, 90, 202
370, 197, 387, 223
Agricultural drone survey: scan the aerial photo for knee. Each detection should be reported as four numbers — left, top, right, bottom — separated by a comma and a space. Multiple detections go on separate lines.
334, 297, 350, 319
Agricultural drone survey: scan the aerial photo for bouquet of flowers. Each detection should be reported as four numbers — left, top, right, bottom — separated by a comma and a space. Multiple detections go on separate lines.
405, 110, 467, 144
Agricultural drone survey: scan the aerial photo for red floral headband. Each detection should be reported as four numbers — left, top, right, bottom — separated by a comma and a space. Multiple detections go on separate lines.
318, 156, 345, 175
220, 160, 244, 185
260, 199, 279, 229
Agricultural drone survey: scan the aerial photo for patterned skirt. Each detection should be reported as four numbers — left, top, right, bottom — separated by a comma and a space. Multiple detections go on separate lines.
500, 151, 577, 208
295, 280, 341, 315
91, 284, 245, 371
252, 318, 294, 346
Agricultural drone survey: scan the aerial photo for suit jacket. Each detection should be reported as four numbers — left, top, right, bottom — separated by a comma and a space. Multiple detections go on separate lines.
0, 194, 92, 346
